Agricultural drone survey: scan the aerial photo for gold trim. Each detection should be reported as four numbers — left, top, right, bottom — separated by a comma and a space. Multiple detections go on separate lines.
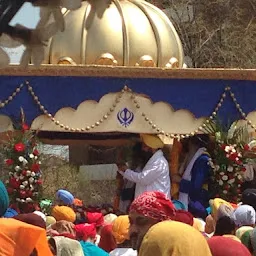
0, 65, 256, 80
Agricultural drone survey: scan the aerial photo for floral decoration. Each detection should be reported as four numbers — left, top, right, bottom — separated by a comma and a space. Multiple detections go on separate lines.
3, 112, 42, 213
205, 119, 252, 202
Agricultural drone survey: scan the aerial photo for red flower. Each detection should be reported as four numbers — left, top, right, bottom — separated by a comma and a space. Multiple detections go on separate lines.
33, 149, 39, 156
22, 170, 27, 176
31, 163, 40, 172
221, 144, 227, 150
7, 187, 14, 194
5, 159, 14, 166
26, 190, 33, 197
9, 178, 21, 189
224, 185, 229, 190
14, 143, 25, 152
20, 190, 26, 198
22, 124, 29, 131
36, 179, 43, 185
241, 167, 247, 172
244, 144, 250, 151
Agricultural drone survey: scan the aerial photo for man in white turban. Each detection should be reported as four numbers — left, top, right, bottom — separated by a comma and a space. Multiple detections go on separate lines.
118, 134, 171, 199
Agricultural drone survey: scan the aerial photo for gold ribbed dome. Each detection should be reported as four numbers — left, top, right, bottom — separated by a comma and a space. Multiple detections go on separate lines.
44, 0, 184, 68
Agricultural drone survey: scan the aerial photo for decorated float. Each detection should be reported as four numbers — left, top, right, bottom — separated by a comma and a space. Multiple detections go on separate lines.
1, 0, 256, 210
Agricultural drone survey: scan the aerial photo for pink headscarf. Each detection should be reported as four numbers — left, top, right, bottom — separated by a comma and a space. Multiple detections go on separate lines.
87, 212, 104, 227
130, 191, 176, 221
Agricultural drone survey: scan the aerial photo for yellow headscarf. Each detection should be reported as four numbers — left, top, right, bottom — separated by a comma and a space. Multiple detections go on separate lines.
46, 216, 56, 228
139, 221, 212, 256
51, 206, 76, 223
112, 215, 130, 244
140, 134, 164, 149
210, 198, 233, 221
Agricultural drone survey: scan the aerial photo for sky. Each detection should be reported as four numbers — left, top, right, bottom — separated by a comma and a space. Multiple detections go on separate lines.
4, 3, 40, 63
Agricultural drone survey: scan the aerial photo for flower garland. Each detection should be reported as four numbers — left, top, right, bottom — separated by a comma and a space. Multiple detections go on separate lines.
3, 121, 42, 213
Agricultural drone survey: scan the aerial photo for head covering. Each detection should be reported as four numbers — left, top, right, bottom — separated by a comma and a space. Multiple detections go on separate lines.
33, 211, 46, 222
210, 198, 233, 222
40, 199, 52, 214
139, 221, 212, 256
80, 241, 109, 256
52, 205, 76, 223
0, 180, 9, 217
73, 198, 83, 207
232, 205, 256, 227
52, 236, 84, 256
242, 189, 256, 211
14, 213, 46, 229
3, 208, 18, 218
208, 236, 251, 256
98, 225, 117, 252
240, 230, 253, 251
173, 210, 194, 226
214, 216, 235, 236
75, 223, 97, 241
46, 216, 57, 228
140, 134, 164, 149
236, 226, 254, 240
223, 235, 241, 243
250, 227, 256, 255
172, 199, 186, 210
193, 218, 205, 232
104, 213, 117, 225
87, 212, 104, 227
51, 220, 76, 236
56, 189, 74, 205
112, 215, 130, 244
130, 191, 176, 221
217, 203, 234, 220
0, 218, 53, 256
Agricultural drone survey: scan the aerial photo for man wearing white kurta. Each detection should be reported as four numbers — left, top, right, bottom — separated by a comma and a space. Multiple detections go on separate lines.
118, 134, 171, 199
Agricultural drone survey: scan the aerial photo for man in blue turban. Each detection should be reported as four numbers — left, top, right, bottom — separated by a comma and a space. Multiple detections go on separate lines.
0, 180, 9, 217
56, 189, 74, 206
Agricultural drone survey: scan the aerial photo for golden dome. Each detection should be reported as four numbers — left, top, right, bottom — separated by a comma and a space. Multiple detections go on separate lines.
44, 0, 184, 68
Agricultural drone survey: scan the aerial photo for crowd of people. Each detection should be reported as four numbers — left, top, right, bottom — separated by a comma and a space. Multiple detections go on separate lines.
1, 133, 256, 255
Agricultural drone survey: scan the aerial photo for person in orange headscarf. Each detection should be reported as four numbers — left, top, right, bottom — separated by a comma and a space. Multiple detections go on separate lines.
0, 218, 52, 256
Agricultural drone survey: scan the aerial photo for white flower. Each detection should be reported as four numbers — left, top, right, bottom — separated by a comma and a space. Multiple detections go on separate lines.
235, 157, 239, 161
231, 148, 236, 153
18, 156, 24, 162
31, 172, 36, 177
29, 177, 35, 184
26, 198, 33, 203
225, 146, 230, 152
30, 185, 34, 191
228, 179, 235, 184
215, 165, 220, 171
26, 171, 31, 176
220, 172, 225, 176
19, 175, 24, 180
227, 166, 233, 172
29, 154, 34, 159
222, 175, 228, 181
223, 190, 228, 194
34, 156, 38, 160
20, 185, 25, 189
237, 175, 242, 180
5, 180, 9, 184
219, 180, 224, 186
23, 159, 28, 165
9, 172, 13, 176
16, 198, 21, 202
22, 181, 28, 186
38, 161, 41, 164
238, 184, 241, 187
15, 166, 21, 171
21, 199, 25, 203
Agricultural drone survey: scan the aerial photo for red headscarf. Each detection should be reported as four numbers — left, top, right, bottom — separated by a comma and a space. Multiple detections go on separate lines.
208, 236, 251, 256
87, 212, 104, 227
129, 191, 176, 221
173, 210, 194, 226
98, 225, 117, 252
75, 223, 97, 241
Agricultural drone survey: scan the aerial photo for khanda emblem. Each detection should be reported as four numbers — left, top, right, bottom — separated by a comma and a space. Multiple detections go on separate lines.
117, 108, 134, 127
